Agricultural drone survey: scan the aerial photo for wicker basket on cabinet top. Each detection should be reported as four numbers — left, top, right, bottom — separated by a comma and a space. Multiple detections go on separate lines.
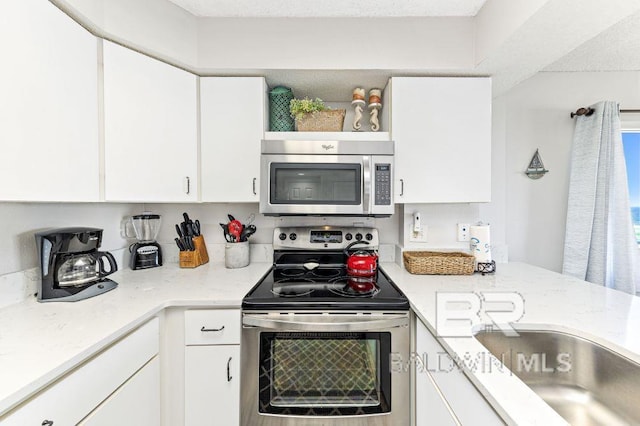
403, 251, 475, 275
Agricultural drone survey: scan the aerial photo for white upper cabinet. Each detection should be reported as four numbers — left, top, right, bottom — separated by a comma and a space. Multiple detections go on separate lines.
200, 77, 266, 202
0, 0, 99, 201
103, 41, 198, 202
391, 77, 491, 203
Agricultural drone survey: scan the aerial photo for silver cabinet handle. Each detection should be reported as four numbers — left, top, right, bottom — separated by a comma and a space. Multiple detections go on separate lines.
200, 325, 225, 332
400, 179, 404, 196
42, 421, 54, 426
227, 357, 233, 382
252, 178, 257, 195
185, 176, 191, 195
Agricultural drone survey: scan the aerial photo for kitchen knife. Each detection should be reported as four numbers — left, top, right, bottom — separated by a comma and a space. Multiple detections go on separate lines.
175, 237, 184, 251
175, 224, 183, 238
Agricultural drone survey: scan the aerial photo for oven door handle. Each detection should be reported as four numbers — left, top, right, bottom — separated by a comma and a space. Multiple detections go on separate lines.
242, 315, 409, 332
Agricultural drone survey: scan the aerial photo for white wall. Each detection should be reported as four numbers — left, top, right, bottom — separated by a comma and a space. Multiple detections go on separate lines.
0, 203, 141, 275
500, 71, 640, 272
0, 201, 400, 275
52, 0, 198, 69
196, 17, 473, 71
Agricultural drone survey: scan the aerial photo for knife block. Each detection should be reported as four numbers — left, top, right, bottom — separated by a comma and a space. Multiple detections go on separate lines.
179, 235, 210, 268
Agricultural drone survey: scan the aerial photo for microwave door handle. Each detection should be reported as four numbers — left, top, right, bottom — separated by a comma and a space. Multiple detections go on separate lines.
242, 315, 409, 332
363, 156, 371, 214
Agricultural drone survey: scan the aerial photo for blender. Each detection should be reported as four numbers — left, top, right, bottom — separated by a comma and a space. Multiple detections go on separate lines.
127, 213, 163, 270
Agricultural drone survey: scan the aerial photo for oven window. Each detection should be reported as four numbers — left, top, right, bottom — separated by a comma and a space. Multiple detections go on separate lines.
259, 332, 391, 416
270, 163, 362, 205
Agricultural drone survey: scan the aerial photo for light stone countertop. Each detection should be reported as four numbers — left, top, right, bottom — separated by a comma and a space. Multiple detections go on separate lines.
380, 261, 640, 425
1, 260, 639, 425
0, 261, 271, 416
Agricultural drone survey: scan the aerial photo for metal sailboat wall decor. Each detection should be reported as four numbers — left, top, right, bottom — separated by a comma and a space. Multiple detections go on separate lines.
525, 149, 549, 179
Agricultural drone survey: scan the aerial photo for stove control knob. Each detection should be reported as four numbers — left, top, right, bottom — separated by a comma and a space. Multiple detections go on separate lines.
365, 233, 373, 241
345, 233, 353, 241
355, 233, 363, 241
278, 233, 287, 241
289, 233, 297, 241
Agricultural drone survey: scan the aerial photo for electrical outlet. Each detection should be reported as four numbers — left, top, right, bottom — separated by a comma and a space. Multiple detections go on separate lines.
409, 226, 428, 242
457, 223, 470, 242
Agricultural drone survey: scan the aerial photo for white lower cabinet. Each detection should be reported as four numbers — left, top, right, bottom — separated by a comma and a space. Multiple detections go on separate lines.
184, 309, 241, 425
415, 318, 504, 425
415, 319, 459, 426
79, 356, 160, 426
185, 345, 240, 426
0, 318, 159, 426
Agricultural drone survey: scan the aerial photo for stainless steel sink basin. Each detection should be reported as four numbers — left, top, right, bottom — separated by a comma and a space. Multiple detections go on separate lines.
475, 329, 640, 426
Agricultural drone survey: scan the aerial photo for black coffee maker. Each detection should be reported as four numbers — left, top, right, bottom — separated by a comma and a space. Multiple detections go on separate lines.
35, 227, 118, 302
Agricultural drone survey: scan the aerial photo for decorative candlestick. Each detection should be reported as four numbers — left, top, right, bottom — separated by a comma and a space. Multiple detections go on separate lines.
368, 88, 382, 132
351, 88, 366, 131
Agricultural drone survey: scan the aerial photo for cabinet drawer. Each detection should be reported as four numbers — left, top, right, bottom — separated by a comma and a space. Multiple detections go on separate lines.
185, 309, 240, 345
1, 318, 159, 425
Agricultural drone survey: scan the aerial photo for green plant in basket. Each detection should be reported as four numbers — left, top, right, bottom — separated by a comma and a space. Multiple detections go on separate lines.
289, 97, 332, 121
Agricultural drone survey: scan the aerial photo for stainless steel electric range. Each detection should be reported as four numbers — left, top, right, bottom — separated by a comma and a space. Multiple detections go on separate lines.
241, 227, 410, 426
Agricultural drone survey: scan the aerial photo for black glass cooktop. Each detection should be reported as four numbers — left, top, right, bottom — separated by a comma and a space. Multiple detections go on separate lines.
242, 251, 410, 311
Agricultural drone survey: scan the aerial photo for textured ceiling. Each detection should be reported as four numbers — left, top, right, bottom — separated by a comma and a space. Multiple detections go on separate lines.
166, 0, 488, 17
545, 10, 640, 72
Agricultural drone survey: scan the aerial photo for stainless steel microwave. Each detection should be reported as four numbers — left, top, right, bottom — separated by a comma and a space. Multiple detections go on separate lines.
260, 140, 394, 216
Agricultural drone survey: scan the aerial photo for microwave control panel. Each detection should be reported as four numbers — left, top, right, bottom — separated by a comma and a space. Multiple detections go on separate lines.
374, 164, 391, 205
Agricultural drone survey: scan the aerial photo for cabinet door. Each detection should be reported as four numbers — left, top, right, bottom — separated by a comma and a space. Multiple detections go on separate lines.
415, 319, 504, 425
200, 77, 265, 202
392, 77, 491, 203
103, 40, 197, 202
185, 345, 240, 425
415, 320, 460, 426
79, 356, 160, 426
0, 0, 99, 201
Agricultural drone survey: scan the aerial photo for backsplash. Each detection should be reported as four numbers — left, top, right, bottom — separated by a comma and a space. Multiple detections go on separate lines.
0, 201, 503, 307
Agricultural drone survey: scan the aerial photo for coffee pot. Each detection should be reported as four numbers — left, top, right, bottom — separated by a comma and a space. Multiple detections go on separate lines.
35, 227, 118, 302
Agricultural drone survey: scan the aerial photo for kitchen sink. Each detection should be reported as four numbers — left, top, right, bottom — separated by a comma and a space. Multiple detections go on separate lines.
474, 329, 640, 426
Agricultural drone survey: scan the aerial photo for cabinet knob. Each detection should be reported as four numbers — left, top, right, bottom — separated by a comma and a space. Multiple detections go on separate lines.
227, 356, 233, 382
42, 421, 54, 426
400, 179, 404, 197
252, 178, 257, 195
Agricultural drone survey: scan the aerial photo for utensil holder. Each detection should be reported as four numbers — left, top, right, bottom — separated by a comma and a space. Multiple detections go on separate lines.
225, 241, 250, 269
179, 235, 209, 268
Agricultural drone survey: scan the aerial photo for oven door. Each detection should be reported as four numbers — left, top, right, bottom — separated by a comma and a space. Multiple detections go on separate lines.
260, 155, 367, 215
241, 313, 410, 426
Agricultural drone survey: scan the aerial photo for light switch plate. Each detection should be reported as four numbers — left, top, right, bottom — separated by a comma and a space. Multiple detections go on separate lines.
409, 226, 428, 242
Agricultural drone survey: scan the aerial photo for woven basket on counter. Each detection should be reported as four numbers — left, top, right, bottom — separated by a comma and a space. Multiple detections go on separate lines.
295, 109, 346, 132
403, 251, 475, 275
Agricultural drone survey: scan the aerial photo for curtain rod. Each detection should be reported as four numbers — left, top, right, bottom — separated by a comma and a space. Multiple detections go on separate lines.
570, 107, 640, 118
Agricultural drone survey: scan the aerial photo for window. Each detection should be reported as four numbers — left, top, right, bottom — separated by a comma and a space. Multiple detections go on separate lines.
622, 131, 640, 243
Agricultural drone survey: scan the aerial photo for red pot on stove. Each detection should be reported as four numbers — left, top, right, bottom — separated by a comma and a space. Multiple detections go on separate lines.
344, 241, 378, 277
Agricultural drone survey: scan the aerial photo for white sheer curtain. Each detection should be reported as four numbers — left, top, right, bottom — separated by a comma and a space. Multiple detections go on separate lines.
562, 101, 639, 294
